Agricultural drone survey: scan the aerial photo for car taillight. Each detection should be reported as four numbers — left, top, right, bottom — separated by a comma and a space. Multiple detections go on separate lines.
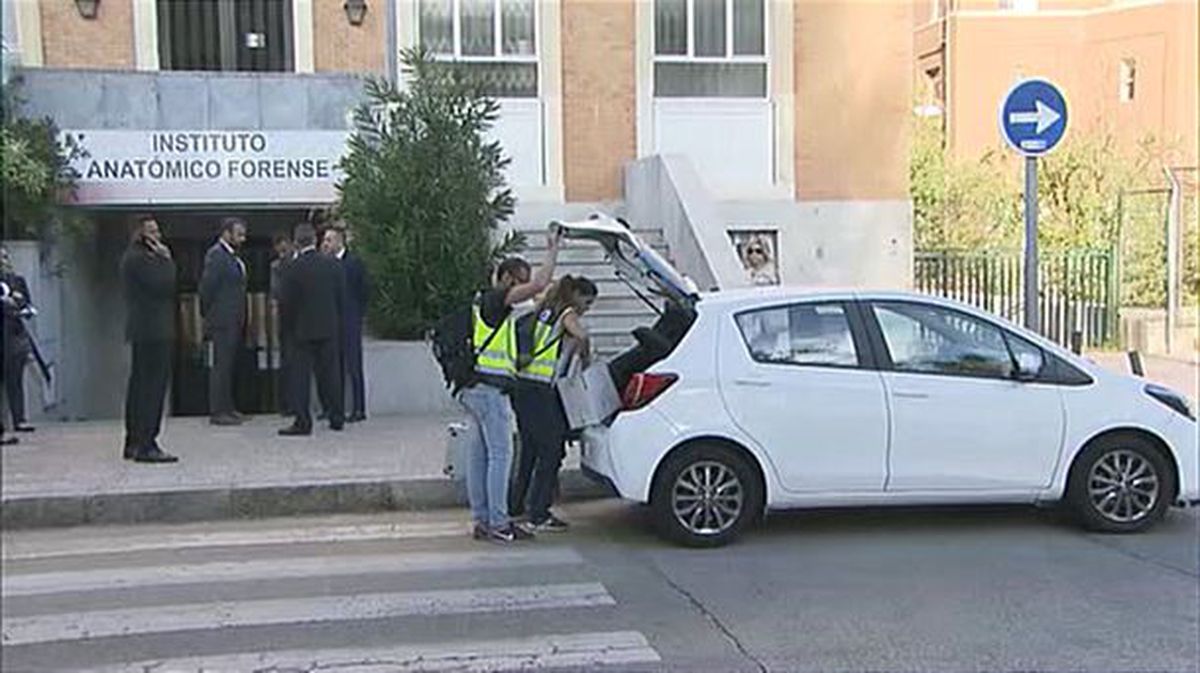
622, 372, 678, 411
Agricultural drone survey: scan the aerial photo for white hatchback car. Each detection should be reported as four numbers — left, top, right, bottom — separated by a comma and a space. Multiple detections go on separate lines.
558, 217, 1199, 547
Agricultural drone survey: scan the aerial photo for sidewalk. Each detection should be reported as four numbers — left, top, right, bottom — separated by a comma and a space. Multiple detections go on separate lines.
1, 414, 602, 530
1084, 351, 1199, 403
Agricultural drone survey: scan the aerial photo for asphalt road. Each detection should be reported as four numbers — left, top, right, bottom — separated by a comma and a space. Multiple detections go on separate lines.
3, 499, 1197, 672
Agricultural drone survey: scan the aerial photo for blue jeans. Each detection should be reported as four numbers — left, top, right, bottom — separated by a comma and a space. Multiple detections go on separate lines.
458, 383, 513, 530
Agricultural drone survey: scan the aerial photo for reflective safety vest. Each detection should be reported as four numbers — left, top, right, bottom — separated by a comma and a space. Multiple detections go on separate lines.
472, 300, 517, 382
517, 309, 564, 384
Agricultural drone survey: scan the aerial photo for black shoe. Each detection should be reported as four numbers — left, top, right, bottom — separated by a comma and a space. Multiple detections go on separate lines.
529, 514, 570, 533
487, 526, 516, 544
14, 424, 34, 433
472, 523, 489, 541
133, 446, 178, 463
232, 411, 249, 422
123, 444, 136, 460
1, 436, 18, 446
329, 420, 345, 431
506, 523, 537, 541
210, 414, 243, 426
347, 413, 367, 423
278, 424, 312, 437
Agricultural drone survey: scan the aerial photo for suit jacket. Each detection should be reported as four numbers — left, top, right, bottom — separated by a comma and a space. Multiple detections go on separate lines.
199, 241, 246, 335
339, 251, 369, 329
280, 248, 345, 343
121, 243, 178, 343
2, 272, 32, 356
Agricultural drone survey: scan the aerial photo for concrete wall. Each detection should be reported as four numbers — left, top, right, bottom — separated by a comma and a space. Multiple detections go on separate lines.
561, 0, 637, 201
364, 341, 459, 416
15, 68, 363, 131
39, 0, 134, 69
795, 0, 913, 201
314, 0, 387, 75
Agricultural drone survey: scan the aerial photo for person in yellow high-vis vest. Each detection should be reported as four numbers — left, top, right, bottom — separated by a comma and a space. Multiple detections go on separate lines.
510, 276, 597, 532
459, 229, 561, 544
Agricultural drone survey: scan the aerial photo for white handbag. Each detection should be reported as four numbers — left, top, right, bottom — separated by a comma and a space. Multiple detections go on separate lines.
555, 360, 622, 430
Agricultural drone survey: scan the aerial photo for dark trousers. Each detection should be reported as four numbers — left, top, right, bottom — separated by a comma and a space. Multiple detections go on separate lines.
277, 336, 297, 415
208, 327, 239, 417
293, 337, 343, 430
510, 381, 568, 521
343, 323, 366, 417
125, 340, 171, 451
4, 350, 28, 426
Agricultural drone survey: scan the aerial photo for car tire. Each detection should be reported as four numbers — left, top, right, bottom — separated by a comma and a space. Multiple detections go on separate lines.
1067, 434, 1175, 533
651, 443, 763, 548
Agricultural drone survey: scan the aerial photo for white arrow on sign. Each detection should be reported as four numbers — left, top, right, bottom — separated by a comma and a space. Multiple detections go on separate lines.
1008, 99, 1062, 135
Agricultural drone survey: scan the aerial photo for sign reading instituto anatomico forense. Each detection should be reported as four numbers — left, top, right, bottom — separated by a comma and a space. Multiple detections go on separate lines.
60, 130, 351, 206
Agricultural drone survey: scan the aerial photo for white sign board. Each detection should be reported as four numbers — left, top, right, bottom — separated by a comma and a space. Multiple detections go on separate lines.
60, 130, 351, 206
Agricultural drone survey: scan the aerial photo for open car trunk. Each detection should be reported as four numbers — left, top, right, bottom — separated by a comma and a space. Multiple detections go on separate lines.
554, 215, 700, 403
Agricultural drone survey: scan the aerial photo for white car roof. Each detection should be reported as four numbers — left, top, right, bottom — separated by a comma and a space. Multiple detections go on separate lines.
699, 285, 933, 308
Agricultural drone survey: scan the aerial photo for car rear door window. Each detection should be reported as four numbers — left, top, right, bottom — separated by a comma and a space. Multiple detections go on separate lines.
872, 302, 1013, 379
736, 302, 860, 367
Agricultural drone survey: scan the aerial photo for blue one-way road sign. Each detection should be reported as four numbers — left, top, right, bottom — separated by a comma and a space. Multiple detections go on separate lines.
999, 78, 1068, 156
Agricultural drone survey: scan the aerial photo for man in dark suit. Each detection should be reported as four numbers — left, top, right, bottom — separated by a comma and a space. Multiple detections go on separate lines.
1, 244, 35, 436
120, 216, 179, 463
270, 232, 298, 418
279, 223, 345, 436
199, 216, 248, 426
322, 226, 370, 422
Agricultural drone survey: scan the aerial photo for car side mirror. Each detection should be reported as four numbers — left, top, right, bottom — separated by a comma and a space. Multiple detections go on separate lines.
1013, 351, 1043, 382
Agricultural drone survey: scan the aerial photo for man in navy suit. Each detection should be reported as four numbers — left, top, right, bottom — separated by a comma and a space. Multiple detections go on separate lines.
199, 216, 248, 426
322, 226, 369, 422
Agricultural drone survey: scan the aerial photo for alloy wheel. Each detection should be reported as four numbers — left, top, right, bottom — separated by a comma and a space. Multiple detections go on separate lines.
1087, 449, 1160, 524
672, 461, 744, 536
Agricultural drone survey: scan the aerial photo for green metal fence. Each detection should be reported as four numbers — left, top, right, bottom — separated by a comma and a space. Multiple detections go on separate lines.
914, 249, 1118, 349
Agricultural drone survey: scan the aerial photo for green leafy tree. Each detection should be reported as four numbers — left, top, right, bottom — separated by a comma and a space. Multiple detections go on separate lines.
1, 81, 81, 240
338, 49, 523, 339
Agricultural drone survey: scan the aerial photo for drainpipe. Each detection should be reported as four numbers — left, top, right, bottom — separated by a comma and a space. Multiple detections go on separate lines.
386, 0, 398, 86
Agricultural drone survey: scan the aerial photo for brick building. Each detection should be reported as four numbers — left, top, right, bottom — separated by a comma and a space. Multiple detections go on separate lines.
2, 0, 913, 420
913, 0, 1198, 165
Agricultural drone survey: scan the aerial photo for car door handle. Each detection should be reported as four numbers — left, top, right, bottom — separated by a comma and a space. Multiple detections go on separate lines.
893, 391, 930, 400
733, 378, 773, 388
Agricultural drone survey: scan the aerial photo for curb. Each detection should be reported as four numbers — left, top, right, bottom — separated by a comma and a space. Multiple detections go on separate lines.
0, 469, 609, 530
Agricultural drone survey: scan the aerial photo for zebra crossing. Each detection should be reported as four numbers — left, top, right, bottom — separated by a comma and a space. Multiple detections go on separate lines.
1, 516, 663, 672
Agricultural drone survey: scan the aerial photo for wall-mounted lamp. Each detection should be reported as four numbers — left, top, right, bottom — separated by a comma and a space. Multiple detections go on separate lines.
343, 0, 368, 26
75, 0, 100, 19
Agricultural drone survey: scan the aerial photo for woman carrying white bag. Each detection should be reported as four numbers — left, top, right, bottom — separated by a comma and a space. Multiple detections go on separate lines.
509, 276, 598, 532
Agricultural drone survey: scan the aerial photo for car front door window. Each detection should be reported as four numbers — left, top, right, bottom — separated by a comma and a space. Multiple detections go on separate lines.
872, 302, 1013, 379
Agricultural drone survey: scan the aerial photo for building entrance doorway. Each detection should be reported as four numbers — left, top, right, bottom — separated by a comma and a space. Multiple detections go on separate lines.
156, 210, 309, 417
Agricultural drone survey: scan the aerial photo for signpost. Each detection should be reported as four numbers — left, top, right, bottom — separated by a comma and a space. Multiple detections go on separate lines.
999, 78, 1068, 333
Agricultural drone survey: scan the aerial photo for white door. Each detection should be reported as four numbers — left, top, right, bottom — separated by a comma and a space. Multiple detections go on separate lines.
719, 300, 888, 492
869, 301, 1064, 491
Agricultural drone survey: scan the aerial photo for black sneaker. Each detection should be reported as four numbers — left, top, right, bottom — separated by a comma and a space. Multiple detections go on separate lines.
472, 523, 489, 541
507, 523, 536, 541
529, 514, 570, 533
487, 526, 516, 544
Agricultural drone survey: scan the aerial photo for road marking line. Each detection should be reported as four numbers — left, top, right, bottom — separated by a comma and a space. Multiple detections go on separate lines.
3, 547, 584, 597
2, 521, 468, 561
2, 583, 615, 646
73, 630, 661, 672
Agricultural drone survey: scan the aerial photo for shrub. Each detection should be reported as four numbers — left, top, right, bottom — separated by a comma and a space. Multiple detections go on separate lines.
338, 49, 524, 340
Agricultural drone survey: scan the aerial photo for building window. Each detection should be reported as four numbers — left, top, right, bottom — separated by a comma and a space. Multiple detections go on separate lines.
653, 0, 767, 98
158, 0, 294, 72
1120, 58, 1136, 102
418, 0, 538, 98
